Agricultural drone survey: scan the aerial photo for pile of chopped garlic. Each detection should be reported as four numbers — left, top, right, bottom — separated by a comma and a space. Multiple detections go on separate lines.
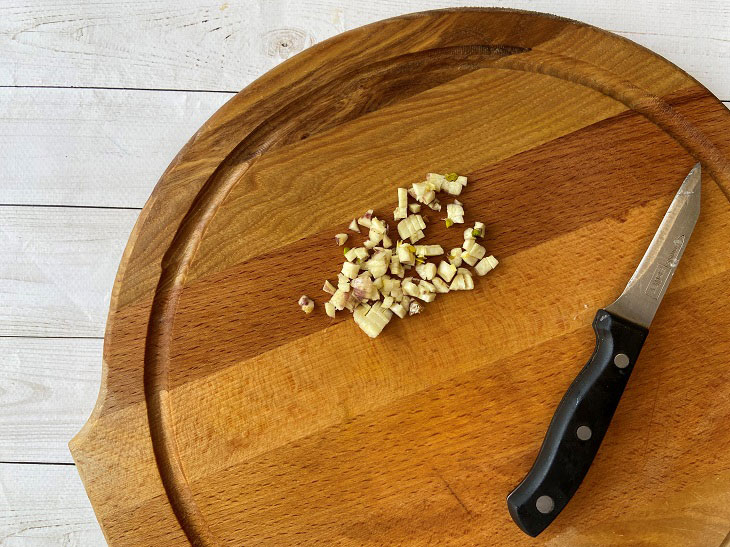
300, 172, 499, 338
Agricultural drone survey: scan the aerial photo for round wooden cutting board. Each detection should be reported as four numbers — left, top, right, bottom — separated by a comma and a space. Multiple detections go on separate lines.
70, 8, 730, 546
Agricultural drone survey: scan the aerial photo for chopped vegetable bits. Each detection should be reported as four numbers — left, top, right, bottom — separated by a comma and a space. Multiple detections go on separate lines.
303, 172, 499, 336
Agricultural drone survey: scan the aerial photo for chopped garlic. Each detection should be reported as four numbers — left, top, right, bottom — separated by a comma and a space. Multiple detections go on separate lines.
341, 261, 360, 279
426, 173, 445, 191
402, 278, 420, 297
464, 227, 475, 242
415, 262, 437, 280
382, 296, 394, 309
473, 221, 485, 238
441, 179, 463, 195
456, 175, 468, 187
344, 248, 358, 262
393, 207, 407, 220
414, 244, 443, 257
335, 233, 348, 246
348, 219, 360, 233
324, 302, 336, 318
419, 291, 436, 303
390, 302, 407, 318
428, 199, 442, 212
397, 214, 426, 242
357, 209, 374, 228
298, 295, 314, 314
447, 248, 463, 268
447, 200, 465, 224
354, 247, 369, 260
382, 233, 392, 248
364, 250, 390, 278
353, 301, 393, 338
398, 188, 408, 209
363, 239, 376, 249
432, 277, 450, 293
408, 300, 423, 315
437, 261, 457, 282
330, 289, 348, 310
408, 203, 421, 214
322, 280, 336, 294
475, 255, 499, 276
410, 229, 425, 243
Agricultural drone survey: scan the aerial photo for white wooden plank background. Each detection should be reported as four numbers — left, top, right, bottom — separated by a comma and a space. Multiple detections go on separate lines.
1, 1, 728, 545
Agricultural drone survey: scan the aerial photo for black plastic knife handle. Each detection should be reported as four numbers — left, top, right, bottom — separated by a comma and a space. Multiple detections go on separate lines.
507, 309, 648, 537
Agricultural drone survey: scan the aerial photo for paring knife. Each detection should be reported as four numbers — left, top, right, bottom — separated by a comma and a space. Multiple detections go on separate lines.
507, 163, 702, 537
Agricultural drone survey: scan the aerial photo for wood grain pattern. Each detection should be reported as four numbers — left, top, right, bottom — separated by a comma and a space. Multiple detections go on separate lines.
69, 9, 730, 546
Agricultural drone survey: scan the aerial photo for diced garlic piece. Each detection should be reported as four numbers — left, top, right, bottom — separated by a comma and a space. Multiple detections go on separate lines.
414, 244, 444, 257
337, 278, 350, 291
398, 188, 408, 208
463, 238, 475, 252
364, 240, 376, 249
448, 248, 463, 267
441, 179, 463, 195
357, 209, 374, 228
415, 262, 437, 280
330, 289, 348, 310
419, 291, 436, 303
348, 219, 360, 233
419, 280, 435, 293
449, 274, 467, 291
322, 280, 336, 294
397, 214, 425, 241
402, 278, 420, 296
390, 303, 407, 318
408, 301, 423, 316
410, 229, 425, 243
373, 276, 384, 289
401, 295, 411, 309
412, 182, 427, 200
462, 252, 478, 266
393, 206, 407, 220
473, 221, 485, 238
344, 248, 358, 262
350, 276, 377, 301
382, 233, 392, 248
341, 261, 360, 279
447, 201, 465, 224
457, 267, 472, 277
464, 227, 475, 241
382, 296, 394, 309
469, 242, 486, 260
370, 218, 386, 234
390, 286, 403, 300
298, 295, 314, 314
426, 173, 445, 191
408, 203, 421, 214
456, 175, 468, 187
427, 199, 442, 211
353, 301, 393, 338
432, 277, 450, 293
464, 274, 474, 290
475, 255, 498, 276
335, 233, 348, 246
438, 261, 457, 282
422, 189, 435, 204
324, 302, 336, 318
354, 247, 369, 260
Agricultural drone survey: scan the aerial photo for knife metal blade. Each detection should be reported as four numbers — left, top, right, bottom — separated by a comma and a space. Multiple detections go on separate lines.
606, 163, 702, 328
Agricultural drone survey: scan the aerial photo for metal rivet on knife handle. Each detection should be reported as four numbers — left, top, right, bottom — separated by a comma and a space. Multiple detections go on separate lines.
614, 353, 630, 369
576, 426, 592, 441
535, 496, 554, 514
